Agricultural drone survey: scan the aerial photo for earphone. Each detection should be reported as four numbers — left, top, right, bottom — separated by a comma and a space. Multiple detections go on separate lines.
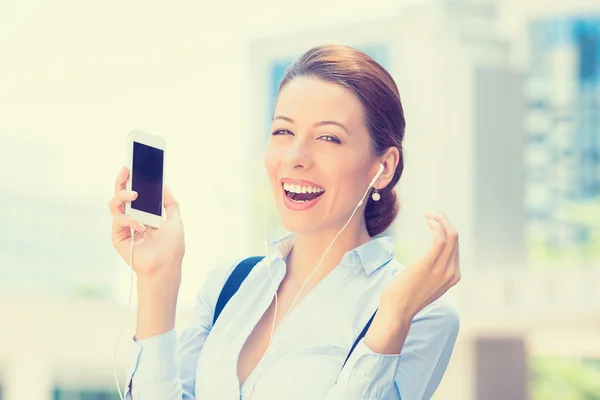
361, 162, 385, 206
247, 162, 385, 399
370, 163, 385, 189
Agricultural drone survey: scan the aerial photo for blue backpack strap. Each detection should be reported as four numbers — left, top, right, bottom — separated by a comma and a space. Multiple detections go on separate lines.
214, 256, 379, 372
341, 309, 378, 369
341, 259, 393, 368
213, 256, 264, 326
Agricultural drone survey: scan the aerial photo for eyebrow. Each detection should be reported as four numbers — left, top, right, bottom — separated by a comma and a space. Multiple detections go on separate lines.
272, 115, 349, 134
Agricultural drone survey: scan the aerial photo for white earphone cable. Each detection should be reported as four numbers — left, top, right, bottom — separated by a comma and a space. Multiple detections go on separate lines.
263, 188, 279, 343
113, 227, 136, 400
112, 165, 382, 400
244, 184, 279, 399
275, 174, 376, 331
247, 167, 381, 399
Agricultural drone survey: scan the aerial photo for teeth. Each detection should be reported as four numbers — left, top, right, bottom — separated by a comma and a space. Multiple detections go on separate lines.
283, 182, 324, 194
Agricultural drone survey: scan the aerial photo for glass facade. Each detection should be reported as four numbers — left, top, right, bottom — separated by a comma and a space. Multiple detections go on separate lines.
526, 17, 600, 255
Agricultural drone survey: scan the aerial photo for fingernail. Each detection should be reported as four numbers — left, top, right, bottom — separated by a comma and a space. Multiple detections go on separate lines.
132, 191, 138, 198
139, 223, 147, 231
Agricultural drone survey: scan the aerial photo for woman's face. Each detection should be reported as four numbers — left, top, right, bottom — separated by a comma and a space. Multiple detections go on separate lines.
264, 76, 381, 235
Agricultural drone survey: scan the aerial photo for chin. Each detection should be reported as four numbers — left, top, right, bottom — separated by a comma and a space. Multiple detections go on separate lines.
279, 214, 320, 234
274, 191, 332, 235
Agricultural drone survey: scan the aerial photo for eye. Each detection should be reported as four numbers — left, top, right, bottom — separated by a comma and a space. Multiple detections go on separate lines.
319, 135, 341, 144
271, 129, 293, 136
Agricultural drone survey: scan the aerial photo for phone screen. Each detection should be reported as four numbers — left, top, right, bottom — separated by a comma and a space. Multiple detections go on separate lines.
131, 141, 164, 216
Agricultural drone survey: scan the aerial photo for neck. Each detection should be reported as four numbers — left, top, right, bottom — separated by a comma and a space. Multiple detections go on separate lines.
285, 218, 372, 282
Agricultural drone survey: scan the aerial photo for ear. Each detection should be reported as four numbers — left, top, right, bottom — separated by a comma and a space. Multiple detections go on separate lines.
374, 147, 400, 190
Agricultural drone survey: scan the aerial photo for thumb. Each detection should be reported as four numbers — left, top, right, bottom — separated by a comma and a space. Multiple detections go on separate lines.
164, 185, 180, 219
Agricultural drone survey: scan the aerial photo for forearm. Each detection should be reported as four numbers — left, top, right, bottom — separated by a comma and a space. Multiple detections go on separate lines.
364, 297, 412, 355
135, 271, 181, 341
325, 297, 415, 400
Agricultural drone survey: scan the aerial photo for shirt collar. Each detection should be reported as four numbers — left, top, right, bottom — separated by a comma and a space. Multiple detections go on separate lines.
267, 232, 395, 276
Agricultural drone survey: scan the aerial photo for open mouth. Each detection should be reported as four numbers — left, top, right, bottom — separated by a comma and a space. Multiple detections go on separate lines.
283, 182, 325, 203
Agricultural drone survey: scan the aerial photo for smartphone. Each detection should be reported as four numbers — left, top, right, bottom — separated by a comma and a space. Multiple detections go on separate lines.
125, 130, 166, 228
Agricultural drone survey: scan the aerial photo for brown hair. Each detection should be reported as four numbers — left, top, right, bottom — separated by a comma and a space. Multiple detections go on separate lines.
276, 45, 405, 237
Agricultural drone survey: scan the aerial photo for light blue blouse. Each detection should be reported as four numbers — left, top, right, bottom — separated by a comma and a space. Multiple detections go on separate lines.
125, 233, 460, 399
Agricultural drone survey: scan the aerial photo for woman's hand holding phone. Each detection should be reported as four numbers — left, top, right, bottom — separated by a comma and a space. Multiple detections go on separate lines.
109, 166, 185, 282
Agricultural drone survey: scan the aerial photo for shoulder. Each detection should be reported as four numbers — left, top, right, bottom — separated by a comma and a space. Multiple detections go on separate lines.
198, 255, 267, 296
203, 257, 241, 289
192, 256, 248, 309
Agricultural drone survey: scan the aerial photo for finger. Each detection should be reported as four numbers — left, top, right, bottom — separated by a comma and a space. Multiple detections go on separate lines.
426, 211, 458, 243
426, 211, 459, 251
456, 244, 460, 268
108, 190, 138, 216
424, 245, 460, 305
440, 215, 461, 284
426, 212, 456, 267
114, 166, 130, 195
453, 240, 460, 276
112, 213, 147, 233
422, 217, 446, 267
164, 185, 180, 219
453, 245, 461, 282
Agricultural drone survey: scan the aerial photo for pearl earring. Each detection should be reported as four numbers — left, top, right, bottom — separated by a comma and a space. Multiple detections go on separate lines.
371, 188, 381, 201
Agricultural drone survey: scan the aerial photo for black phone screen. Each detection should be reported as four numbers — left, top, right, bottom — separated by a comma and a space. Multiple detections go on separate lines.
131, 141, 164, 216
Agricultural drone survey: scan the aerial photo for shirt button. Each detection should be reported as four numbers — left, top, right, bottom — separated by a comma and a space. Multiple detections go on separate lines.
356, 369, 367, 378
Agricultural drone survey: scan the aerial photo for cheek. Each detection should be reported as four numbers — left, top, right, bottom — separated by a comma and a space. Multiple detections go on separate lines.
335, 163, 369, 200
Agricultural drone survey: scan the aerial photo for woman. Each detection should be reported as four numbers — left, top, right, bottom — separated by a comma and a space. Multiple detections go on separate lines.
109, 44, 461, 400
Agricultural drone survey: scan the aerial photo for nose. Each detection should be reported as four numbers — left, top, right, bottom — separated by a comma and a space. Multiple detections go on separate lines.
282, 136, 313, 170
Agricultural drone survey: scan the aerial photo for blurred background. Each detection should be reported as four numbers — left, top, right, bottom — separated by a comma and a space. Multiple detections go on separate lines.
0, 0, 599, 399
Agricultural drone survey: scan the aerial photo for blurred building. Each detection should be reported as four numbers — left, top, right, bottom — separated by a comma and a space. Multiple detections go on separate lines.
0, 190, 117, 299
0, 137, 118, 299
525, 16, 600, 250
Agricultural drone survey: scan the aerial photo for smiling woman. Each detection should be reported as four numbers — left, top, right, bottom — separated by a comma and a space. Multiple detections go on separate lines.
265, 46, 405, 238
110, 44, 461, 400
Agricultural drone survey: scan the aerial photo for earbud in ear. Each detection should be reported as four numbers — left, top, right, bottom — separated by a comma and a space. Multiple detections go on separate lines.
368, 163, 385, 189
360, 163, 386, 207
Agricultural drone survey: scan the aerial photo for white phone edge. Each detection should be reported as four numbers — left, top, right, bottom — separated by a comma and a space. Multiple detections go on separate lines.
125, 129, 166, 229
